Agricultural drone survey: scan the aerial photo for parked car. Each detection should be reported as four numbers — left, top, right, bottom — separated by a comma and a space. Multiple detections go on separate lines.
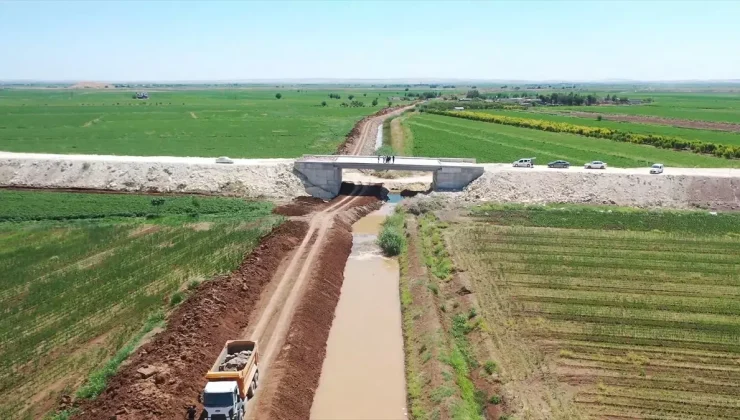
512, 158, 535, 168
584, 161, 607, 169
547, 160, 570, 168
650, 163, 664, 174
216, 156, 234, 164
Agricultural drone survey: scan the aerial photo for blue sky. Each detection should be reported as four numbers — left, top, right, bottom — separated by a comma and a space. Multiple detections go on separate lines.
1, 0, 738, 81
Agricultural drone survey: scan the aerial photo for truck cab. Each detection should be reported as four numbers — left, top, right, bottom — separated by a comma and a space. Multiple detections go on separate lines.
203, 381, 245, 420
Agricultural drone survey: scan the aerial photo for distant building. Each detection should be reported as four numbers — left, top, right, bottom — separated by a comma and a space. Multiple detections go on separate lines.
133, 92, 149, 99
628, 99, 643, 105
454, 106, 465, 110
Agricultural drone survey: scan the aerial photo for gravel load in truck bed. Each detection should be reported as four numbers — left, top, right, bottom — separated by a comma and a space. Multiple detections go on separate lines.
218, 350, 253, 372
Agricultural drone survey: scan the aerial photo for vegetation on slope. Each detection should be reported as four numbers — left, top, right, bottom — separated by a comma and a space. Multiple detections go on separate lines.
0, 191, 278, 418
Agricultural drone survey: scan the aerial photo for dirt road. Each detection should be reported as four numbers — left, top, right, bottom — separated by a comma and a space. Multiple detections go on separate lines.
347, 105, 416, 156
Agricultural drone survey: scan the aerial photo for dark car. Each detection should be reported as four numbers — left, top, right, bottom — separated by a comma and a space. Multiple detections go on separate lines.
547, 160, 570, 168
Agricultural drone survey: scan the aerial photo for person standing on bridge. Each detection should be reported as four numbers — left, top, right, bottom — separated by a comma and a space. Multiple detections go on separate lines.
392, 155, 395, 163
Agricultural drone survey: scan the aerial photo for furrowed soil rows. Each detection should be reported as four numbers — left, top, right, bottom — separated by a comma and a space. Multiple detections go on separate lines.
71, 220, 309, 420
445, 209, 740, 419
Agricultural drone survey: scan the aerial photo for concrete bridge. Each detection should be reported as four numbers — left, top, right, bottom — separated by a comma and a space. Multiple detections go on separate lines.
294, 155, 484, 199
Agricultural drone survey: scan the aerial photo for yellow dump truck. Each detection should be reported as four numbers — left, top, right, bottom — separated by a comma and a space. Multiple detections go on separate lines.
202, 340, 259, 420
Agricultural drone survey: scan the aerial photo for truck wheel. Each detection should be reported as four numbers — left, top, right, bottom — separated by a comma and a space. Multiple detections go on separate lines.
247, 380, 256, 398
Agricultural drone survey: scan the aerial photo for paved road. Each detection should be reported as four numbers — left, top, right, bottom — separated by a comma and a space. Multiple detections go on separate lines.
482, 163, 740, 178
2, 151, 738, 178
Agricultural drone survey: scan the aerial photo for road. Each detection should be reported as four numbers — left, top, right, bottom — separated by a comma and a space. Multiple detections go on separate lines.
349, 105, 416, 155
482, 163, 740, 177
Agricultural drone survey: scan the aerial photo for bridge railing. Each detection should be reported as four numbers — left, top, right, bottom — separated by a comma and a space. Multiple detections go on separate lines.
298, 154, 477, 164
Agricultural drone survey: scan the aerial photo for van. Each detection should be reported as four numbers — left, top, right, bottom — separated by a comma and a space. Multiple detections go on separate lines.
512, 158, 534, 168
650, 163, 664, 174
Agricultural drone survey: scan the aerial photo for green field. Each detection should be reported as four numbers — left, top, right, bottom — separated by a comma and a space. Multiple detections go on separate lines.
478, 109, 740, 147
406, 113, 740, 167
562, 92, 740, 124
0, 191, 277, 418
0, 89, 410, 157
447, 205, 740, 419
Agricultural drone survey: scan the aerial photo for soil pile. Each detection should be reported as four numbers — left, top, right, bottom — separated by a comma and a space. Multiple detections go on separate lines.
71, 220, 308, 420
453, 170, 740, 210
257, 197, 382, 420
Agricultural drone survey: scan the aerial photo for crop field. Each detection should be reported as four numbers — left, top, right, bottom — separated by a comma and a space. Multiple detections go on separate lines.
478, 109, 740, 147
0, 191, 277, 418
405, 113, 740, 167
561, 92, 740, 124
446, 205, 740, 419
0, 88, 411, 157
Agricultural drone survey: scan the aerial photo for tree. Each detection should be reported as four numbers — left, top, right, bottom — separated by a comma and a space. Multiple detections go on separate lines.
348, 94, 355, 100
321, 101, 327, 107
275, 93, 282, 99
372, 98, 378, 106
466, 89, 481, 99
387, 101, 392, 107
363, 93, 367, 96
404, 88, 409, 91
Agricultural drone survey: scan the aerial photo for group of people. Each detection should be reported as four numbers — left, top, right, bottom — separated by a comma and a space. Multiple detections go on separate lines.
378, 155, 396, 164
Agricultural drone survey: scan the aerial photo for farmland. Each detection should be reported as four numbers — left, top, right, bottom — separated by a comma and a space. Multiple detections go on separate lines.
561, 92, 740, 124
477, 109, 740, 147
405, 112, 740, 167
441, 205, 740, 419
0, 89, 411, 157
0, 190, 277, 419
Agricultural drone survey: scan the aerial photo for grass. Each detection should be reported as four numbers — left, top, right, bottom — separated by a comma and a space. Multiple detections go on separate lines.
0, 190, 279, 418
0, 190, 273, 222
561, 92, 740, 124
447, 205, 740, 419
479, 109, 740, 147
0, 88, 412, 157
406, 113, 740, 167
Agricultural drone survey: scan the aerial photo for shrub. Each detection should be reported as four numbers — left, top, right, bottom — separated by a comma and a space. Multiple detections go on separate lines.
489, 394, 502, 405
484, 360, 497, 375
169, 291, 184, 306
378, 212, 405, 256
597, 115, 603, 121
321, 101, 327, 107
275, 93, 282, 99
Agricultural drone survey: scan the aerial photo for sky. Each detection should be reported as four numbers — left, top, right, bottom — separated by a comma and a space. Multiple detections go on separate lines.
1, 0, 739, 82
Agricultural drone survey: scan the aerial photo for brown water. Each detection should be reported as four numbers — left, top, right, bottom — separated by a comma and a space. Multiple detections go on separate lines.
310, 206, 407, 420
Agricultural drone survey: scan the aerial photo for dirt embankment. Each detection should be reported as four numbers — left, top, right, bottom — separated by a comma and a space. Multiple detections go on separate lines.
71, 220, 309, 420
453, 170, 740, 210
257, 197, 382, 420
0, 156, 306, 199
563, 110, 740, 132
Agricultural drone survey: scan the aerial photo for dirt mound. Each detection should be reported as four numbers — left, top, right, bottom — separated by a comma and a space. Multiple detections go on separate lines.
71, 220, 309, 420
257, 198, 382, 420
273, 196, 327, 216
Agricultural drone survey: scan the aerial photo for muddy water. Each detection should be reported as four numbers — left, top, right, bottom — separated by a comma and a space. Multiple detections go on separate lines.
310, 205, 407, 420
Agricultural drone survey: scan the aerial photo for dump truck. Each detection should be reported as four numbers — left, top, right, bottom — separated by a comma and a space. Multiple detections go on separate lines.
202, 340, 259, 420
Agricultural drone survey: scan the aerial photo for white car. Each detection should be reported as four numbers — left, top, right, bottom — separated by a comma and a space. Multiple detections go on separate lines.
215, 156, 234, 164
584, 161, 606, 169
513, 158, 534, 168
650, 163, 664, 174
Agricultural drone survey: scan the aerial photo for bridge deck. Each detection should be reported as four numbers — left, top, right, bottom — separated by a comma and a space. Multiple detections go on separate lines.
298, 155, 481, 172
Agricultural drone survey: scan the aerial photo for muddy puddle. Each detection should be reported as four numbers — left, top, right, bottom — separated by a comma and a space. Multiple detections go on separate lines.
310, 204, 407, 419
